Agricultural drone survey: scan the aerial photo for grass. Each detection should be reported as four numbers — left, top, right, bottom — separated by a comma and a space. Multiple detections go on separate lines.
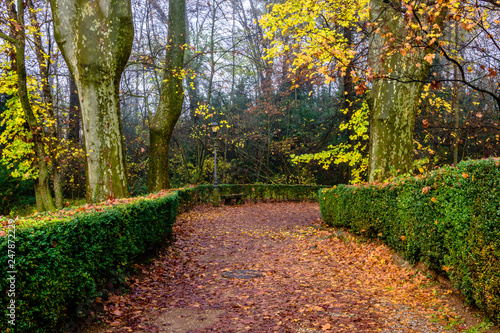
465, 320, 494, 333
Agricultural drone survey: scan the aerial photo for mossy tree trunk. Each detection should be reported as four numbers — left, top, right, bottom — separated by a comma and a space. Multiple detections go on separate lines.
49, 0, 133, 202
367, 0, 438, 182
148, 0, 186, 191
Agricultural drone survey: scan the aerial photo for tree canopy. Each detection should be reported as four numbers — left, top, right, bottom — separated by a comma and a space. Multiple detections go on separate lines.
0, 0, 498, 210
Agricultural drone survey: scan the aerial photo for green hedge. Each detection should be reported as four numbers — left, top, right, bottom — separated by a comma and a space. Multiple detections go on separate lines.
0, 193, 178, 332
176, 184, 323, 210
0, 184, 323, 332
319, 158, 500, 323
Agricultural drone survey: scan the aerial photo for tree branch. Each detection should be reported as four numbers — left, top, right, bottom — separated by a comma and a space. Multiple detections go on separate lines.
0, 31, 17, 44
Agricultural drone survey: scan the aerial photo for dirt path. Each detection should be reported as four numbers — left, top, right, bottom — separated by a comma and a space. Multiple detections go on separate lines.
85, 202, 496, 333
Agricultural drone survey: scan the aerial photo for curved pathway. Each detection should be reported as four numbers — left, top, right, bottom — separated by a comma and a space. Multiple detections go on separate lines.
86, 202, 490, 333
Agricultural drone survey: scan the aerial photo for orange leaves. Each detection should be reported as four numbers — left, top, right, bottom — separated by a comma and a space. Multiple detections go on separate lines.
460, 21, 477, 32
321, 323, 332, 330
430, 80, 441, 90
422, 186, 431, 194
442, 265, 452, 272
424, 53, 435, 64
87, 202, 471, 332
311, 305, 325, 312
111, 309, 123, 316
355, 83, 368, 95
431, 197, 437, 202
462, 173, 469, 179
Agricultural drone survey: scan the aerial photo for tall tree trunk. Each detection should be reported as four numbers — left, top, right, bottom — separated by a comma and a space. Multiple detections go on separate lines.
343, 26, 354, 183
148, 0, 186, 191
50, 0, 133, 202
5, 0, 56, 211
367, 0, 437, 182
28, 0, 64, 209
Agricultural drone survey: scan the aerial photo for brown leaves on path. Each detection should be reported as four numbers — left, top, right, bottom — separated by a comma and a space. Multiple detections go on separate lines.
85, 202, 471, 333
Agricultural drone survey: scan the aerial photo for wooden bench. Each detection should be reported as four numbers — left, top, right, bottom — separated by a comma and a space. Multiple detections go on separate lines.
221, 193, 246, 205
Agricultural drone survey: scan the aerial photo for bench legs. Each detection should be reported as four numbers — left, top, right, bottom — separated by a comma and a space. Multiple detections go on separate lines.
222, 197, 245, 205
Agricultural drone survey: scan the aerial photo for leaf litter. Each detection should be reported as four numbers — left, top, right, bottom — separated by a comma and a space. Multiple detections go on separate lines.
83, 202, 493, 333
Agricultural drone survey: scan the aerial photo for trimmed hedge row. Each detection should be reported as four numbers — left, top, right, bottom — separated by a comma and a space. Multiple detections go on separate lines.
175, 184, 323, 211
0, 184, 323, 332
319, 158, 500, 323
0, 194, 178, 332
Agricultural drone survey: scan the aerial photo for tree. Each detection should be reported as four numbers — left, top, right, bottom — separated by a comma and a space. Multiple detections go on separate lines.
26, 0, 64, 208
0, 0, 56, 211
260, 0, 370, 183
148, 0, 186, 191
49, 0, 134, 202
366, 0, 441, 181
366, 0, 500, 180
262, 0, 458, 182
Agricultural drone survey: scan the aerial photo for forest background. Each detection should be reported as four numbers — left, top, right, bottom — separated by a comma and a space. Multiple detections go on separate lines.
0, 0, 499, 215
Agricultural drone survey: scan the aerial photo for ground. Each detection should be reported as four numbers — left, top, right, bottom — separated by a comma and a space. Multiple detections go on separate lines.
84, 202, 499, 333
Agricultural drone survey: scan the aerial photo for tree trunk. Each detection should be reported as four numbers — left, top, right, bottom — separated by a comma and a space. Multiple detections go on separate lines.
452, 23, 460, 165
148, 0, 186, 191
343, 26, 354, 182
50, 0, 133, 202
367, 0, 433, 182
34, 183, 43, 212
9, 0, 56, 211
28, 0, 64, 209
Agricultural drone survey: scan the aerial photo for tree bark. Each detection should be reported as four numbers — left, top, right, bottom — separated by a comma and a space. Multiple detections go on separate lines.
50, 0, 133, 202
367, 0, 433, 182
148, 0, 186, 191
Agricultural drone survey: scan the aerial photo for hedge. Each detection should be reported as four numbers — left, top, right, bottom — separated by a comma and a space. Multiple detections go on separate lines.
0, 184, 323, 332
319, 158, 500, 323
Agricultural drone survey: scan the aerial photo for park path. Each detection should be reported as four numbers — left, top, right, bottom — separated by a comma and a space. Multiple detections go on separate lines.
86, 202, 487, 333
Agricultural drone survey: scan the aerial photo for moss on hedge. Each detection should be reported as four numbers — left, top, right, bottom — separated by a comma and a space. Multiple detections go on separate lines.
319, 158, 500, 323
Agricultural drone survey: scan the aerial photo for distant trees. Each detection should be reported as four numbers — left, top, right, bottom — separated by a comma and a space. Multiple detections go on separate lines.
367, 0, 500, 179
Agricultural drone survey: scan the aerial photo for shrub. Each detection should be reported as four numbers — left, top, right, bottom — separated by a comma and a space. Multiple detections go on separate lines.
0, 193, 178, 332
218, 184, 323, 202
319, 158, 500, 323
